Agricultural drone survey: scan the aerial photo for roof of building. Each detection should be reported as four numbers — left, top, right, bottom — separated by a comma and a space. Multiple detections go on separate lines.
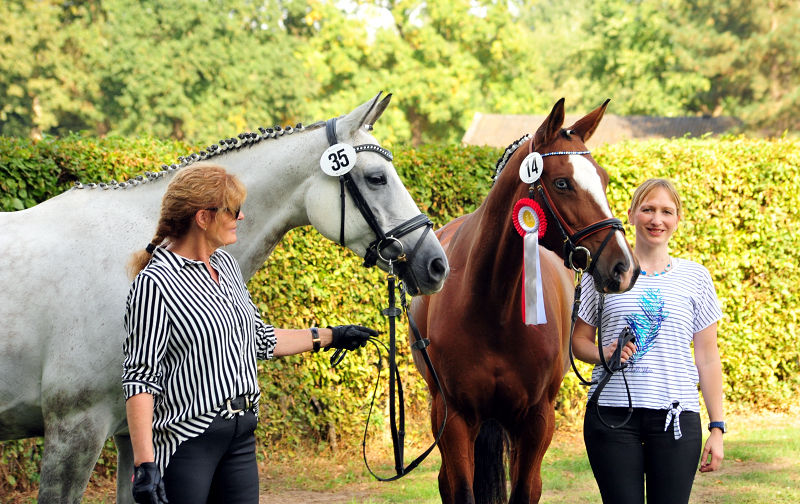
462, 113, 742, 149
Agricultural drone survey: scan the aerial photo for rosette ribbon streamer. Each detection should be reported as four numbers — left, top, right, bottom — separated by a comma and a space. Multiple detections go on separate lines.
512, 198, 548, 325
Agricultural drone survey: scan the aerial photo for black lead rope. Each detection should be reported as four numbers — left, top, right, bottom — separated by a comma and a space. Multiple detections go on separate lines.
329, 275, 447, 481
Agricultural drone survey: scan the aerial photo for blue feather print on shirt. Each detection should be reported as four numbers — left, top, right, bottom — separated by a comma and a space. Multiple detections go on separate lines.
625, 288, 668, 364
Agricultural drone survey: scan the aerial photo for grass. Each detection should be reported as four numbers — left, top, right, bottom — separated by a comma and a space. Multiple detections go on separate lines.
3, 409, 798, 503
259, 408, 800, 504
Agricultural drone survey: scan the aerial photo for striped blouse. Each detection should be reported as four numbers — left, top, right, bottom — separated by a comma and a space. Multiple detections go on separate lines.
578, 258, 722, 413
122, 246, 276, 473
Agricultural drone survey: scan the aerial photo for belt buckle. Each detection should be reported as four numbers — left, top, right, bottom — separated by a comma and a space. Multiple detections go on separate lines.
226, 397, 249, 415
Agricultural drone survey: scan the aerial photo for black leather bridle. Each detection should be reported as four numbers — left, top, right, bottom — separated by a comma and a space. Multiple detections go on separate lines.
324, 118, 447, 480
528, 143, 635, 429
325, 118, 433, 272
527, 143, 626, 273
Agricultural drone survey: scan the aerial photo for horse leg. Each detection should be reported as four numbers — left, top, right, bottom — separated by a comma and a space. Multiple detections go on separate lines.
507, 403, 556, 504
38, 408, 110, 503
115, 433, 135, 504
434, 399, 480, 504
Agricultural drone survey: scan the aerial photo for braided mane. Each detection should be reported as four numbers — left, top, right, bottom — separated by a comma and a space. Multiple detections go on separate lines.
72, 121, 326, 191
492, 134, 531, 187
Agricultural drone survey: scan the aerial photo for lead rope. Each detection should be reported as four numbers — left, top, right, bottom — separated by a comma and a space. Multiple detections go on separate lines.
334, 260, 447, 482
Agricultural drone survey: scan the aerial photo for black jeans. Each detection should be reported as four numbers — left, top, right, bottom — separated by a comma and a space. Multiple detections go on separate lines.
583, 406, 702, 504
162, 411, 259, 504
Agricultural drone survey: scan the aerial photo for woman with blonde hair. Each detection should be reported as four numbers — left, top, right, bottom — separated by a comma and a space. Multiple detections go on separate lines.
123, 163, 376, 504
572, 178, 725, 504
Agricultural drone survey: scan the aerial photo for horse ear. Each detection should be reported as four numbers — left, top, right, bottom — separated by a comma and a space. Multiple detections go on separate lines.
339, 92, 392, 139
568, 99, 610, 143
533, 98, 566, 150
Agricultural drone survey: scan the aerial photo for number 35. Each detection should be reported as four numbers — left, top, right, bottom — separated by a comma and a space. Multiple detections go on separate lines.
328, 148, 350, 171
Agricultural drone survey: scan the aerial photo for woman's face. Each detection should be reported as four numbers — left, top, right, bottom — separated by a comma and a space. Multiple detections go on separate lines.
207, 206, 244, 247
628, 188, 680, 248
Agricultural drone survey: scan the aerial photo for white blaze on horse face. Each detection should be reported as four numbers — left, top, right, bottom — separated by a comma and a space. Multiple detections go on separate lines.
568, 155, 634, 267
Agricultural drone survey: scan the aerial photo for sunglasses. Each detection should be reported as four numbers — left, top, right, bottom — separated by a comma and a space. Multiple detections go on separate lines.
206, 206, 242, 218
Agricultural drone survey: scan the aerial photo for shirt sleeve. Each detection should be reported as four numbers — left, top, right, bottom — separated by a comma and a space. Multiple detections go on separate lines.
251, 298, 277, 360
577, 273, 599, 327
122, 274, 169, 400
692, 266, 723, 333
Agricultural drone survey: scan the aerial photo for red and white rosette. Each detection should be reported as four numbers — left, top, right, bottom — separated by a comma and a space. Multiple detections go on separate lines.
512, 199, 548, 325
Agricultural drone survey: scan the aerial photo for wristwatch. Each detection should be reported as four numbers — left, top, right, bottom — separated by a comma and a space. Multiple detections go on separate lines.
311, 327, 321, 353
708, 421, 727, 433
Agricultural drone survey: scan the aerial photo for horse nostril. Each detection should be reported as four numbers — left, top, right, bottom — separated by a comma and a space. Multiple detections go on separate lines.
429, 257, 447, 282
613, 260, 628, 280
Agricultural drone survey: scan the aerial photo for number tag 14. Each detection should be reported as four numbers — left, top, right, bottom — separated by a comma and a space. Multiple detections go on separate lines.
519, 152, 543, 184
320, 143, 357, 176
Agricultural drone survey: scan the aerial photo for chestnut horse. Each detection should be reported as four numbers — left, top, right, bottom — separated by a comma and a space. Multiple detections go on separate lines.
409, 99, 640, 504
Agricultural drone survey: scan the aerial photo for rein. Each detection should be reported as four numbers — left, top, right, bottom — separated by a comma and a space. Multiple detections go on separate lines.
566, 270, 636, 429
324, 118, 447, 480
528, 142, 634, 429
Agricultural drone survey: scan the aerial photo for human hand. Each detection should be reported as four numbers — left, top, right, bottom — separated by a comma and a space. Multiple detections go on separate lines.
132, 462, 168, 504
699, 430, 724, 472
603, 340, 636, 364
327, 325, 378, 351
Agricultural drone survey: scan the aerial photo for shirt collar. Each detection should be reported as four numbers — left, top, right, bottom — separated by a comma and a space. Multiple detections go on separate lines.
152, 246, 222, 272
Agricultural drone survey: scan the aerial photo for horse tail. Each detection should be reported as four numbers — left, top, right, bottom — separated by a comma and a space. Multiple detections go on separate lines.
472, 419, 508, 504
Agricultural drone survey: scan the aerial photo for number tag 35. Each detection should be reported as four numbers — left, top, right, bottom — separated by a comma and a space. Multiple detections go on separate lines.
320, 143, 357, 176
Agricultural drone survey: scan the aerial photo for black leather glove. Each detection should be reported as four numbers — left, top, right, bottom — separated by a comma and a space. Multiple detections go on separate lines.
132, 462, 168, 504
327, 325, 378, 351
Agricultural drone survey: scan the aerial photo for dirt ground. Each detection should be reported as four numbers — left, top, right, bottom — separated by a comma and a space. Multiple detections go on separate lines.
258, 488, 375, 504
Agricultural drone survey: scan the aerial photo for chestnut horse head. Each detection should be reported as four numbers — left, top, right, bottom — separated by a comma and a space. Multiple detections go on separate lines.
496, 98, 639, 293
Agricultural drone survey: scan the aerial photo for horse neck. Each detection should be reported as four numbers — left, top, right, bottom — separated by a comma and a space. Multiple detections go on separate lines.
205, 131, 326, 279
461, 171, 527, 312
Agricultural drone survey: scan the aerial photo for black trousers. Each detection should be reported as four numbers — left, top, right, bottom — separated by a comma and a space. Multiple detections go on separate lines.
162, 411, 259, 504
583, 406, 702, 504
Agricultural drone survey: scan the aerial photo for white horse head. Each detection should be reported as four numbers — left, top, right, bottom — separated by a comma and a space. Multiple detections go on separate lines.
206, 92, 448, 295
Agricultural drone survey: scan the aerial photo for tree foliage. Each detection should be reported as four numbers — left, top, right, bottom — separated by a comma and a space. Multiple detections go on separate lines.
1, 0, 799, 143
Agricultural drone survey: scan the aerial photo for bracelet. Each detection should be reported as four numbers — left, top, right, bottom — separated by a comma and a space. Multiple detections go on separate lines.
311, 327, 320, 353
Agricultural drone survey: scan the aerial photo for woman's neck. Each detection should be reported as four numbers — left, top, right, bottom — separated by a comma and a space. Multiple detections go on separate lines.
166, 231, 218, 265
633, 242, 671, 273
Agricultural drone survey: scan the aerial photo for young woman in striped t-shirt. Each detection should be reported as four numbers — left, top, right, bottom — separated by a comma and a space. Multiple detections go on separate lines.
122, 163, 376, 504
572, 178, 725, 504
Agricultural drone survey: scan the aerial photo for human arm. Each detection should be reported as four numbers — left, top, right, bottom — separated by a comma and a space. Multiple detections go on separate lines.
126, 393, 155, 465
572, 318, 636, 365
694, 322, 724, 472
273, 328, 333, 357
272, 325, 377, 357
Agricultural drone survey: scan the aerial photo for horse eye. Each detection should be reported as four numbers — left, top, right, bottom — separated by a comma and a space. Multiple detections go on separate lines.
554, 179, 569, 190
366, 174, 387, 186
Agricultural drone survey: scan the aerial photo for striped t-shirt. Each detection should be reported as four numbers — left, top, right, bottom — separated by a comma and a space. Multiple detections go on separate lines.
578, 258, 722, 412
122, 247, 276, 473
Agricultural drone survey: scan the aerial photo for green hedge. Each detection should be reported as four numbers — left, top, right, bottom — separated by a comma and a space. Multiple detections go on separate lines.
1, 134, 799, 492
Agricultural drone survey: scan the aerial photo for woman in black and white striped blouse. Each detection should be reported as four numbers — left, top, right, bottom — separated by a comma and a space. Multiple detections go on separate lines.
123, 163, 376, 504
573, 179, 725, 504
